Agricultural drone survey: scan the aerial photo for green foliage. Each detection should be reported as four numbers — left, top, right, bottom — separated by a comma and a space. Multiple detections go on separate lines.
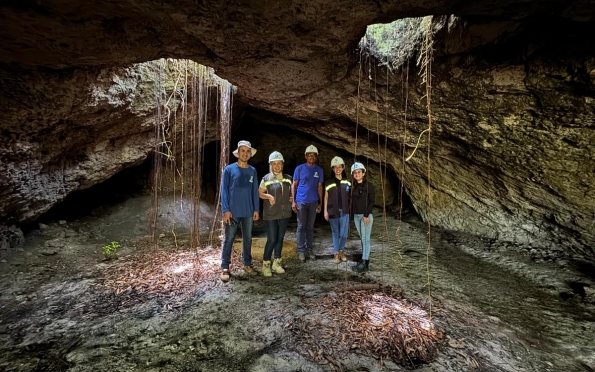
359, 16, 433, 70
103, 241, 121, 259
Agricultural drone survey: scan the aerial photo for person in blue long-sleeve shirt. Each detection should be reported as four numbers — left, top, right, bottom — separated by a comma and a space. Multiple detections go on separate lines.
220, 140, 260, 282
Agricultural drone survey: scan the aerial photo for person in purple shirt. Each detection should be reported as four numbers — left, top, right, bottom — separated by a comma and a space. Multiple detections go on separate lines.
220, 140, 260, 282
291, 145, 324, 262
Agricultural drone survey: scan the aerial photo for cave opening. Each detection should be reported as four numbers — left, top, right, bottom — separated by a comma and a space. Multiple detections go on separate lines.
32, 111, 417, 234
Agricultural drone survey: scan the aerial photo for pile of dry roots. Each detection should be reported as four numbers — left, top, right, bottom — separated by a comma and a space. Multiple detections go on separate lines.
94, 245, 236, 312
287, 286, 444, 369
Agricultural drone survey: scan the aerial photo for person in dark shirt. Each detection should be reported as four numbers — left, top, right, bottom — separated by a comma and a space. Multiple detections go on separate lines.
350, 162, 375, 273
324, 156, 350, 264
259, 151, 293, 277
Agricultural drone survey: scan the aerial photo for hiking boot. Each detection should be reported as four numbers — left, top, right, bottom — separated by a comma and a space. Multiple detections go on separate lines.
352, 260, 369, 273
220, 269, 230, 282
262, 261, 272, 277
333, 253, 341, 264
308, 250, 317, 261
272, 258, 285, 274
339, 250, 348, 262
244, 265, 258, 275
299, 252, 306, 262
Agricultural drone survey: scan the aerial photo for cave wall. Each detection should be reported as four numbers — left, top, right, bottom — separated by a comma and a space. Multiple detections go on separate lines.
281, 20, 595, 258
0, 2, 594, 259
0, 64, 157, 223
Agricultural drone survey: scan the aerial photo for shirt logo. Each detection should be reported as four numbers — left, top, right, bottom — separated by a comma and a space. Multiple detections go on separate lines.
249, 176, 254, 183
314, 172, 319, 178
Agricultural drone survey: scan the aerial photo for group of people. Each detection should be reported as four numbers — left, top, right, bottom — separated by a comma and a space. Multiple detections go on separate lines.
219, 140, 375, 282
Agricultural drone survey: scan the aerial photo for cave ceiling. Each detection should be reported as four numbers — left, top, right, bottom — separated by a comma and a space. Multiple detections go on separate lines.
0, 0, 594, 259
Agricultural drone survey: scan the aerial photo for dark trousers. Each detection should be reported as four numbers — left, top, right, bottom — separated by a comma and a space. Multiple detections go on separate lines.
296, 202, 317, 253
263, 217, 290, 261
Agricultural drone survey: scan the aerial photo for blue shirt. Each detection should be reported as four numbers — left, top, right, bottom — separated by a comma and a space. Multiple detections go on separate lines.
293, 163, 324, 203
221, 163, 259, 218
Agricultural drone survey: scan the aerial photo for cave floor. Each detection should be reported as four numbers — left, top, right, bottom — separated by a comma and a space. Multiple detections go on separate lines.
0, 194, 594, 371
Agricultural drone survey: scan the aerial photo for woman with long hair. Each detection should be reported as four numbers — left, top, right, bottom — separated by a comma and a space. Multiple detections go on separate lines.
259, 151, 293, 277
350, 162, 375, 273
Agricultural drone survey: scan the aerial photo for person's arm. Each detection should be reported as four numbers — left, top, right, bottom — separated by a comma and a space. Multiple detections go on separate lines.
324, 189, 329, 221
363, 184, 375, 225
316, 182, 323, 213
259, 187, 275, 203
291, 180, 299, 212
221, 167, 232, 224
252, 169, 260, 220
366, 184, 375, 217
259, 178, 275, 205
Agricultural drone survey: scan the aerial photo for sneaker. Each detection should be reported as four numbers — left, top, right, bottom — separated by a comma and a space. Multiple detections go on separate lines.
220, 269, 230, 282
333, 253, 340, 264
339, 250, 348, 262
262, 261, 272, 277
272, 258, 285, 274
244, 265, 258, 275
308, 250, 317, 261
298, 252, 306, 262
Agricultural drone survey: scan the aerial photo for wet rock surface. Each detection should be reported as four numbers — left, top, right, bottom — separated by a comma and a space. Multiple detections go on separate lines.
0, 194, 593, 371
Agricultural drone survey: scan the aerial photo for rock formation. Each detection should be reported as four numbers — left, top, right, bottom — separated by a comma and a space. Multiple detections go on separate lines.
0, 1, 593, 259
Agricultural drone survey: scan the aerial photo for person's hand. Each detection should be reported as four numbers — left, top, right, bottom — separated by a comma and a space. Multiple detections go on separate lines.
268, 195, 276, 206
363, 216, 370, 225
324, 211, 329, 221
253, 211, 260, 221
316, 203, 322, 213
292, 202, 298, 212
223, 211, 232, 225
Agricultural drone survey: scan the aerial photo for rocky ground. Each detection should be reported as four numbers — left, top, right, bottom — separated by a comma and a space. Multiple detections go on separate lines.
0, 193, 594, 371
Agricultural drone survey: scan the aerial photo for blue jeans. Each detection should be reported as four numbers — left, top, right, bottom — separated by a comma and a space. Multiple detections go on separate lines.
329, 210, 349, 253
354, 213, 373, 260
296, 202, 318, 253
221, 216, 253, 269
264, 217, 290, 261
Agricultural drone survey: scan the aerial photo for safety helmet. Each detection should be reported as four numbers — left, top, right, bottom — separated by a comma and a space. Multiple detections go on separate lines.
330, 156, 345, 168
268, 151, 284, 163
351, 162, 366, 173
304, 145, 318, 155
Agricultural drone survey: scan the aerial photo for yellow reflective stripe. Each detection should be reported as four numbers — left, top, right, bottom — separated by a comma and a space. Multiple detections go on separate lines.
340, 180, 351, 187
325, 184, 336, 191
265, 179, 291, 187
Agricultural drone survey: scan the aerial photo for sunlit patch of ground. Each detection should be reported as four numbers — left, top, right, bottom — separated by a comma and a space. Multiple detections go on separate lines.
287, 286, 444, 369
94, 244, 232, 312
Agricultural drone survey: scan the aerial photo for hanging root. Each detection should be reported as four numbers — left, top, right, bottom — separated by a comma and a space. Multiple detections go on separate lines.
405, 128, 430, 162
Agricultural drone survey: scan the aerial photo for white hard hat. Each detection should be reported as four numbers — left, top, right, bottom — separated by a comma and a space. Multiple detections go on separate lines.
330, 156, 345, 167
304, 145, 318, 155
351, 162, 366, 173
268, 151, 284, 163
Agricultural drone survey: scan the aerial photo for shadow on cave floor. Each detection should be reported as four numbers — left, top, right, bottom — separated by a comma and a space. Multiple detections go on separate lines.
0, 193, 594, 372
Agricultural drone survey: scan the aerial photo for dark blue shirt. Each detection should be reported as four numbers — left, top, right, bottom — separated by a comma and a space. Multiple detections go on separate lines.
221, 163, 259, 218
